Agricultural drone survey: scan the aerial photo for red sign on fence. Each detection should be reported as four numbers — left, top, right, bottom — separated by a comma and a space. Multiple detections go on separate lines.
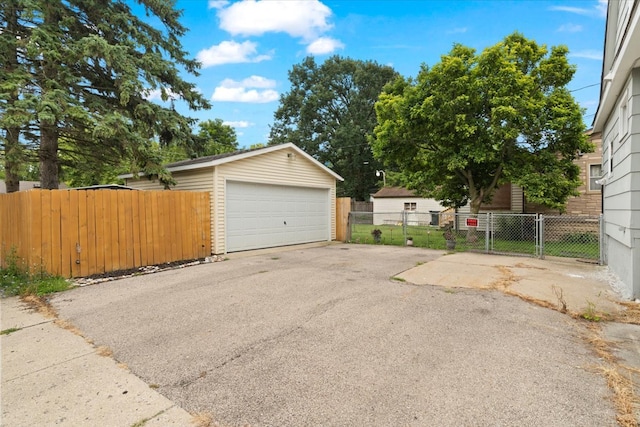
466, 218, 478, 227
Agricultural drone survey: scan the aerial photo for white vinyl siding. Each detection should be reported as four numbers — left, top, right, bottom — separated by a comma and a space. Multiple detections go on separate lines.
373, 197, 445, 225
601, 69, 640, 298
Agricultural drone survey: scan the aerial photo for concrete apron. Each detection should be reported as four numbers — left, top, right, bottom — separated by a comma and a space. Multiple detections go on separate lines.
0, 297, 193, 427
399, 250, 640, 420
398, 251, 622, 316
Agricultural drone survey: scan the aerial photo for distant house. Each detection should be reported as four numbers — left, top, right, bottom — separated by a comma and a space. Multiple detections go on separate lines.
592, 0, 640, 299
0, 181, 68, 193
371, 187, 446, 225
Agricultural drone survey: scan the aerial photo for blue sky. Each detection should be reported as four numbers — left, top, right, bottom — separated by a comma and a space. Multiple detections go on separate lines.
150, 0, 607, 149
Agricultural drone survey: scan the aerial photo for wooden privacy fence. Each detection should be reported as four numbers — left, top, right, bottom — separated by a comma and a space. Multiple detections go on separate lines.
0, 189, 211, 278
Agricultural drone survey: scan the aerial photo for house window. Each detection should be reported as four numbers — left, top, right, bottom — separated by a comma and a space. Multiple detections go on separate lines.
589, 164, 603, 191
404, 202, 417, 211
620, 93, 629, 137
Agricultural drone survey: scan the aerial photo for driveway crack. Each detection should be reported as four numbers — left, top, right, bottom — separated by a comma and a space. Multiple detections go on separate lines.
177, 298, 345, 388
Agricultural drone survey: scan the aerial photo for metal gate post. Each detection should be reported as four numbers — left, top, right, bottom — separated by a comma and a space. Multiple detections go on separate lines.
485, 212, 491, 253
538, 214, 545, 259
599, 214, 604, 265
402, 210, 407, 241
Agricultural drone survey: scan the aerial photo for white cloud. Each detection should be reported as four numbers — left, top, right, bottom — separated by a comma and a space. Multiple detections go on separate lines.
196, 40, 271, 68
557, 23, 583, 32
550, 1, 607, 18
217, 0, 333, 41
571, 49, 602, 60
550, 6, 591, 15
306, 37, 345, 55
447, 27, 468, 34
208, 0, 229, 9
223, 120, 253, 128
596, 0, 607, 17
143, 88, 179, 101
232, 75, 276, 89
212, 76, 279, 103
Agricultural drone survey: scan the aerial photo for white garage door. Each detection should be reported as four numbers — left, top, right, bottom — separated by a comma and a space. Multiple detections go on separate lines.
226, 181, 330, 252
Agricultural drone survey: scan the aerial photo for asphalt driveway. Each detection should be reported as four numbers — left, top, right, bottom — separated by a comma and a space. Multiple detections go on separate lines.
51, 244, 615, 426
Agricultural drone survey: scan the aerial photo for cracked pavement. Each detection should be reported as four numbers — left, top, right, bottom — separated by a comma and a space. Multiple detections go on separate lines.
51, 244, 616, 426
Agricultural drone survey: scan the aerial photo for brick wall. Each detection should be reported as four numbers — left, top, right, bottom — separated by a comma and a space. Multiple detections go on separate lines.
526, 132, 602, 216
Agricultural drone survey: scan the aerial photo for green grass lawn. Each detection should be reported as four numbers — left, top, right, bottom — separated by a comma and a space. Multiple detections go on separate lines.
349, 224, 599, 260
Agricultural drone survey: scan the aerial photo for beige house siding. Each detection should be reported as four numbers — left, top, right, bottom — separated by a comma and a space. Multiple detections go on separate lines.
213, 149, 336, 254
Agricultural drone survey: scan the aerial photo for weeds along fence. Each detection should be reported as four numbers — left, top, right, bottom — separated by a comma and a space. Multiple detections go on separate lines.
0, 189, 211, 278
348, 211, 602, 263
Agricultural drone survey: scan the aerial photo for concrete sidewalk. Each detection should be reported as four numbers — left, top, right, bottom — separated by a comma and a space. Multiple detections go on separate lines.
1, 297, 194, 427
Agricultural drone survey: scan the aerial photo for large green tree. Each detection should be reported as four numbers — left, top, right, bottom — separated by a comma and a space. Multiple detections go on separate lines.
196, 119, 239, 156
0, 0, 210, 191
58, 119, 238, 187
372, 33, 591, 215
269, 56, 398, 200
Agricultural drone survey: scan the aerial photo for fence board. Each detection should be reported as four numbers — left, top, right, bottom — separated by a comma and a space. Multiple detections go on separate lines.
93, 191, 104, 274
137, 192, 147, 267
143, 191, 154, 265
78, 191, 89, 277
85, 191, 97, 275
50, 191, 62, 275
336, 197, 351, 242
130, 191, 141, 267
28, 191, 43, 271
102, 191, 113, 273
40, 191, 52, 272
169, 192, 179, 262
124, 191, 135, 268
59, 191, 72, 277
163, 192, 173, 263
70, 191, 82, 277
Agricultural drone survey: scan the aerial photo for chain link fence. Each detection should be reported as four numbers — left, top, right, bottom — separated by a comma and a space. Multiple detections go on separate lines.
348, 211, 602, 263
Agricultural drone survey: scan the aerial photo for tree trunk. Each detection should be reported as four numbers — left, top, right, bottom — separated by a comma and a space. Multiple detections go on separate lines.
5, 127, 21, 193
39, 124, 59, 189
467, 196, 482, 243
38, 2, 60, 189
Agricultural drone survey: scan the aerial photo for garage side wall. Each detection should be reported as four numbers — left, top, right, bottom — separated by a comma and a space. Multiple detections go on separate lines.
125, 169, 215, 253
214, 150, 337, 254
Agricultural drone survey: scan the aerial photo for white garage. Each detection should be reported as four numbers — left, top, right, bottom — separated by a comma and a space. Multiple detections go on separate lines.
121, 143, 342, 254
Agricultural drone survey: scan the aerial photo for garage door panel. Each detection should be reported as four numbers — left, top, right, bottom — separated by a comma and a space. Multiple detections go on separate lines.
226, 181, 329, 252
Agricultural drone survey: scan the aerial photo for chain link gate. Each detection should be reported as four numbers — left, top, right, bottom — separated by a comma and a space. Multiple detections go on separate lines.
347, 211, 602, 263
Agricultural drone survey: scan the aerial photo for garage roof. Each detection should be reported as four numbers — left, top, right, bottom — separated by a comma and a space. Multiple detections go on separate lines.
119, 143, 343, 181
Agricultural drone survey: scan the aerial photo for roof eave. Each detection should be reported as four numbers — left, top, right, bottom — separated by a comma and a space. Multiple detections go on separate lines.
118, 143, 344, 182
